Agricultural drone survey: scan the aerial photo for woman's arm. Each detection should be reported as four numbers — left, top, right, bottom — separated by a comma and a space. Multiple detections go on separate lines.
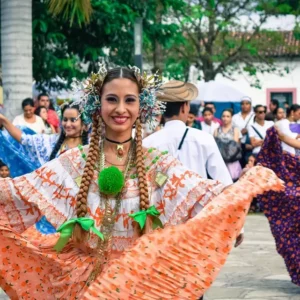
233, 127, 240, 143
277, 130, 300, 149
0, 114, 22, 142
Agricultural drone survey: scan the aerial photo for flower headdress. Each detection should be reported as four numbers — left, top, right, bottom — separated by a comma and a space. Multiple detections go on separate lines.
69, 63, 165, 128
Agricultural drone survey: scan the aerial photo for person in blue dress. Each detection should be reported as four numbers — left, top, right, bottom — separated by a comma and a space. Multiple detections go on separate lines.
0, 103, 89, 234
0, 103, 89, 177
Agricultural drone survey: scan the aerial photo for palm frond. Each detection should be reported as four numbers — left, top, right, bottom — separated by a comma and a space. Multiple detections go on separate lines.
48, 0, 92, 26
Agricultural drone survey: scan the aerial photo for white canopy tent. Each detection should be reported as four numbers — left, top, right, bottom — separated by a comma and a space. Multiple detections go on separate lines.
191, 81, 247, 118
193, 81, 245, 103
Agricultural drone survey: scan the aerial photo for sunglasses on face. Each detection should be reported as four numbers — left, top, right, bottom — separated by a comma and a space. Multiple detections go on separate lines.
257, 110, 266, 114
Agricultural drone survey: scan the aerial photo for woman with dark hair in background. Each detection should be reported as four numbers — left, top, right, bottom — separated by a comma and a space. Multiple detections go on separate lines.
36, 93, 60, 132
13, 98, 46, 133
0, 103, 88, 177
265, 99, 279, 121
214, 109, 242, 181
274, 107, 286, 122
35, 106, 56, 134
187, 104, 202, 130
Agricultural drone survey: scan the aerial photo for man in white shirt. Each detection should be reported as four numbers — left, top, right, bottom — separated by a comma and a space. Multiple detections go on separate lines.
248, 105, 274, 155
276, 104, 300, 155
232, 96, 254, 165
144, 81, 243, 299
143, 80, 232, 186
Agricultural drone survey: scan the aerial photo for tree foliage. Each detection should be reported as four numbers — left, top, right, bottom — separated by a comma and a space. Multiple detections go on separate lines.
33, 0, 136, 90
161, 0, 300, 86
34, 0, 300, 90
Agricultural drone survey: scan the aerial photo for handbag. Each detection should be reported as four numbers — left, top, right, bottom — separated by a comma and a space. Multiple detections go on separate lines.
215, 137, 242, 163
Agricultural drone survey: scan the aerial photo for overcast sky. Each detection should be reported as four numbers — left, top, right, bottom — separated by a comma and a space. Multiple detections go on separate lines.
239, 15, 297, 30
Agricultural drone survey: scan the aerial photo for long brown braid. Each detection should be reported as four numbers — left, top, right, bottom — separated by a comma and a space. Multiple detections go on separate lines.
73, 114, 102, 242
134, 118, 152, 235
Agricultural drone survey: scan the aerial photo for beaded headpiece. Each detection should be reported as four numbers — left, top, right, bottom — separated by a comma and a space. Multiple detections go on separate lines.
70, 64, 165, 128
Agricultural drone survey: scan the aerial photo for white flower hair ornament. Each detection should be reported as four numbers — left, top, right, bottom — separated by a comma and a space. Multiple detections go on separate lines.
69, 64, 166, 128
129, 66, 166, 130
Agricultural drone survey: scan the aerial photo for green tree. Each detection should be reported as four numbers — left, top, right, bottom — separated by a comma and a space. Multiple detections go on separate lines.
41, 0, 299, 89
161, 0, 299, 85
33, 0, 137, 90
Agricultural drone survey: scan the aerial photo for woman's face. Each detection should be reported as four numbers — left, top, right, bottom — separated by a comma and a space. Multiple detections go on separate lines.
62, 108, 83, 137
101, 78, 140, 137
23, 105, 34, 118
222, 111, 232, 125
276, 108, 285, 121
39, 108, 48, 121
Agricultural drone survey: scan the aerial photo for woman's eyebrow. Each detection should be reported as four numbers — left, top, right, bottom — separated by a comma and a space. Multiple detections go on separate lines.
105, 94, 137, 98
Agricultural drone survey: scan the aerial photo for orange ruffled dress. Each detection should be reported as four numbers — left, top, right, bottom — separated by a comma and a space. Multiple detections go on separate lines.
0, 146, 283, 300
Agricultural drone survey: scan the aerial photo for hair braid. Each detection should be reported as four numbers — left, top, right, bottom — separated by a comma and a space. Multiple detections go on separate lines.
49, 132, 66, 161
135, 118, 149, 210
73, 114, 102, 242
134, 118, 153, 235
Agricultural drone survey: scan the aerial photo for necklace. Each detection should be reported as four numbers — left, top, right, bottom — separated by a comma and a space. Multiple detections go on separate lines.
105, 158, 127, 167
105, 136, 132, 161
87, 139, 135, 285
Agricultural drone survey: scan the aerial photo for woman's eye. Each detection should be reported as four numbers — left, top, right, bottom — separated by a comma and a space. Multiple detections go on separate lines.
126, 97, 136, 103
106, 97, 117, 102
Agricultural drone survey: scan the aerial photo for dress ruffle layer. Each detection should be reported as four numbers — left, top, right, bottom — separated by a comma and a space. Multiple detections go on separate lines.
0, 147, 283, 299
82, 166, 283, 299
257, 127, 300, 286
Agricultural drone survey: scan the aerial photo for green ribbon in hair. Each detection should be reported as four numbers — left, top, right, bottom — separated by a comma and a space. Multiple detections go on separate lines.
129, 205, 163, 230
54, 218, 104, 252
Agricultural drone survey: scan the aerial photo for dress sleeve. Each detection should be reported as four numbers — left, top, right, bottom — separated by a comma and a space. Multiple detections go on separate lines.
149, 151, 224, 226
20, 133, 58, 165
0, 147, 86, 233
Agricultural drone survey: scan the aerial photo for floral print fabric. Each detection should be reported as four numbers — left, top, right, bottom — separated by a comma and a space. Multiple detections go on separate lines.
257, 127, 300, 286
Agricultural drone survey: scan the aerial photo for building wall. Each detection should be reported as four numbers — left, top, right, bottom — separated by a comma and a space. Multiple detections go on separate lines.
190, 58, 300, 107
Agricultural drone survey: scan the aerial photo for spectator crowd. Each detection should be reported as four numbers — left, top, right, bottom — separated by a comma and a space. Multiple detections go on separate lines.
0, 91, 299, 215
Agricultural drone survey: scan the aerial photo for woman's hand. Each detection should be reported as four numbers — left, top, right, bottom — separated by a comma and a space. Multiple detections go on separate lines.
0, 114, 22, 142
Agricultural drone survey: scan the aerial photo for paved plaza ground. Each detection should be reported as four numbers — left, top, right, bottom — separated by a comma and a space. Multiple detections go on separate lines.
206, 214, 300, 300
0, 214, 299, 299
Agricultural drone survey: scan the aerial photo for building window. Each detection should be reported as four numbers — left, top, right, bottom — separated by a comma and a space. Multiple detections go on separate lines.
266, 88, 297, 108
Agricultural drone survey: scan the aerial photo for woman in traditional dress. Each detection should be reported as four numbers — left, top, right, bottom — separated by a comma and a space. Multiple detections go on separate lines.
0, 67, 283, 299
257, 127, 300, 286
0, 103, 88, 177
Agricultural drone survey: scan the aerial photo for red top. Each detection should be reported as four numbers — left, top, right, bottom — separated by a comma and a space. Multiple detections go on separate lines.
47, 109, 60, 132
